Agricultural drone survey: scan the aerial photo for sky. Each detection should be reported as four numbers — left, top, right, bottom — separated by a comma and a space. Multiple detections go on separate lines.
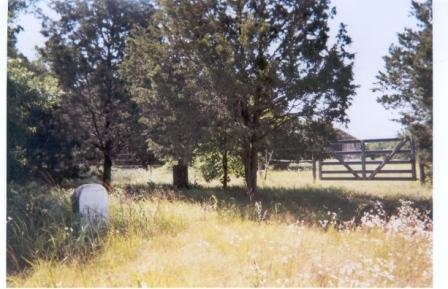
329, 0, 418, 139
15, 0, 419, 140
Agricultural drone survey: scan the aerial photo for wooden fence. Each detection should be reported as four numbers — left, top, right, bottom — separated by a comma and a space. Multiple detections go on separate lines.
318, 138, 417, 181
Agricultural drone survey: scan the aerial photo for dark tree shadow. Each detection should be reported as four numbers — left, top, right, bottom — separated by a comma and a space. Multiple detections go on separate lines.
119, 183, 432, 226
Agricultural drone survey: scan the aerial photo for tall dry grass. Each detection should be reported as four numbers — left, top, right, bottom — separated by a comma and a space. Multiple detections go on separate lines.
7, 167, 432, 287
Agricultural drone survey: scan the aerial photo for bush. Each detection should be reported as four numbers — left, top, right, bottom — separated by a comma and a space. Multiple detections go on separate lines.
194, 150, 244, 185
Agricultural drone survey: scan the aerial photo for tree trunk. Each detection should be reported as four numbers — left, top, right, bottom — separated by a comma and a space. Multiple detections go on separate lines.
243, 137, 258, 197
102, 142, 112, 192
222, 149, 228, 189
173, 159, 188, 189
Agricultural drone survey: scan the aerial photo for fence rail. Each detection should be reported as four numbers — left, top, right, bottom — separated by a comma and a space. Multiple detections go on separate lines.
319, 138, 417, 181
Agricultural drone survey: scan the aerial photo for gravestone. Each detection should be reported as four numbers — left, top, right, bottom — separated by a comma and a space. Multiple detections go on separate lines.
72, 184, 109, 228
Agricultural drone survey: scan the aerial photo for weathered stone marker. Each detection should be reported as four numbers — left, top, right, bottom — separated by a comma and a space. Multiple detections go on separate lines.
72, 184, 109, 227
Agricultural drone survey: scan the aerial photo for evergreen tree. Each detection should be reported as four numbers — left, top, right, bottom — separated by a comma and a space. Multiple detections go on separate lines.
8, 0, 87, 183
373, 0, 432, 179
124, 0, 356, 194
121, 13, 220, 188
40, 0, 154, 189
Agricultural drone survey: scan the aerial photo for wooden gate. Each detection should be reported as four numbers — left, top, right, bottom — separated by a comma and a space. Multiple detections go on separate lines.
319, 138, 416, 181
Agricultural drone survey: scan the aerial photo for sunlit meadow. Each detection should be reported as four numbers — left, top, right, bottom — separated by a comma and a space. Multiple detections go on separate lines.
7, 166, 432, 287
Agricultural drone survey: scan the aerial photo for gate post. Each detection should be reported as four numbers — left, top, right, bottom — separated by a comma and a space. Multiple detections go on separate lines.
360, 141, 366, 180
318, 159, 322, 180
419, 158, 426, 184
410, 138, 417, 180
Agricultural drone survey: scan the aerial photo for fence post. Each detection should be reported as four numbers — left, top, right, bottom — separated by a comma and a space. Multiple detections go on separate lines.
360, 141, 366, 180
410, 138, 417, 180
318, 159, 322, 180
419, 159, 426, 185
312, 154, 316, 183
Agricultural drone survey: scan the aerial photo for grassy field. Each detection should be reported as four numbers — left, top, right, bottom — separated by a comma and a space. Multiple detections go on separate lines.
7, 166, 432, 287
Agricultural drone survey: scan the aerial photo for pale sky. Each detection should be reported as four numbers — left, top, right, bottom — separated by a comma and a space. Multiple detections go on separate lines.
15, 0, 420, 139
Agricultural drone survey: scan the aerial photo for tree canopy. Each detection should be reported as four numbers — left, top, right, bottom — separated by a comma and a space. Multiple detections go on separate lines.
373, 0, 432, 177
8, 0, 364, 193
40, 0, 154, 189
122, 0, 356, 194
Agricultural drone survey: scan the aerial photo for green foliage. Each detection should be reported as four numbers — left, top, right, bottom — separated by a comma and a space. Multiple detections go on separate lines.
123, 0, 357, 193
262, 120, 337, 161
41, 0, 154, 186
195, 152, 222, 183
194, 150, 244, 185
7, 0, 88, 182
374, 0, 432, 172
121, 19, 214, 164
7, 57, 86, 182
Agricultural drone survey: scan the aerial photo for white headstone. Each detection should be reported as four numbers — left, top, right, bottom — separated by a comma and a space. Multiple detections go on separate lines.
72, 184, 109, 227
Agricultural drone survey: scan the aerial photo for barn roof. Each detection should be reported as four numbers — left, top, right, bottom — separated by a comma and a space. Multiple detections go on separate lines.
334, 128, 359, 141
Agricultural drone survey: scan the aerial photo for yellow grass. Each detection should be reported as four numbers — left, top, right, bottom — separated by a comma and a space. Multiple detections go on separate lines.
7, 167, 432, 287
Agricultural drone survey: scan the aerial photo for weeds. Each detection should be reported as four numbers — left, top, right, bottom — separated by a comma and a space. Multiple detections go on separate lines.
6, 183, 188, 274
7, 168, 432, 287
